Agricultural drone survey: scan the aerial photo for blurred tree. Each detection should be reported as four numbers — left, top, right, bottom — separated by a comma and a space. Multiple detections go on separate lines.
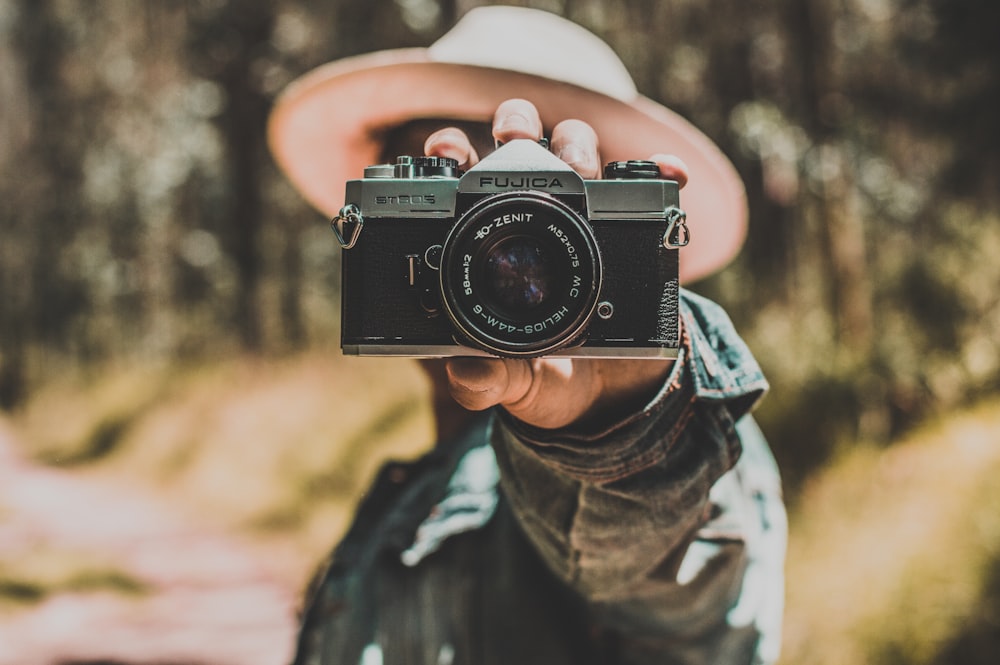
1, 0, 999, 497
1, 0, 85, 406
185, 0, 278, 351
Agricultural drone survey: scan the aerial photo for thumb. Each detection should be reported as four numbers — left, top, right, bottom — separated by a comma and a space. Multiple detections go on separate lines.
446, 357, 602, 429
444, 357, 532, 412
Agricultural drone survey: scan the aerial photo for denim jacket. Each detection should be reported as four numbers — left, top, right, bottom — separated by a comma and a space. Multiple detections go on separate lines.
293, 290, 786, 665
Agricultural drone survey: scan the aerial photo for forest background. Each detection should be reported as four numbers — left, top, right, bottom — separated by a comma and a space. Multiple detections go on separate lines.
1, 0, 999, 664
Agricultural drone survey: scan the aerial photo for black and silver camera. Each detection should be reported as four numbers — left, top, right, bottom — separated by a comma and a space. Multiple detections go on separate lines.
332, 139, 689, 358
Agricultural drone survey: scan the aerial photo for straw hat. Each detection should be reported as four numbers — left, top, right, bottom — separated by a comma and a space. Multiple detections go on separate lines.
268, 5, 747, 282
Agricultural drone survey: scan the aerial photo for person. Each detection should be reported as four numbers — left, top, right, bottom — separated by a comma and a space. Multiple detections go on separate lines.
268, 6, 786, 665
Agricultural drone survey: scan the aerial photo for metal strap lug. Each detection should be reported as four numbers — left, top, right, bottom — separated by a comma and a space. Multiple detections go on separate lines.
663, 206, 690, 249
332, 203, 364, 249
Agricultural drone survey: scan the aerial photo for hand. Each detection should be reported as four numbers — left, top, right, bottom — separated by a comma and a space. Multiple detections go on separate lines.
424, 99, 688, 431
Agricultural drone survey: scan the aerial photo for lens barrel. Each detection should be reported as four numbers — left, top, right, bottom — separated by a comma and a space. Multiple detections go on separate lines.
440, 192, 601, 357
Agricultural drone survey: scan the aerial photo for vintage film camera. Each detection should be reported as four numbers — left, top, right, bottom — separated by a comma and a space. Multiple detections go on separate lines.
332, 139, 689, 358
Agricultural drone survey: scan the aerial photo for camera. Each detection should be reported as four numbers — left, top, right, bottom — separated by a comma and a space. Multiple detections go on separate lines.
332, 139, 688, 358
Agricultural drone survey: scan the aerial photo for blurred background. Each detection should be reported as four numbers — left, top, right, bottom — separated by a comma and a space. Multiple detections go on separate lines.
1, 0, 999, 663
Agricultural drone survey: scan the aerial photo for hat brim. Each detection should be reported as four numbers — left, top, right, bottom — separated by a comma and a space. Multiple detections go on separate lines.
268, 49, 747, 282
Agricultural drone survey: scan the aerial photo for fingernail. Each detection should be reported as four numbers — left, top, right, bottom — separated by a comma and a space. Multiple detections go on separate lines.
556, 143, 593, 171
495, 113, 533, 135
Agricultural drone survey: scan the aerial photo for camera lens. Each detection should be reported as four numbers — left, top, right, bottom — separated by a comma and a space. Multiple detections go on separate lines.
440, 192, 601, 357
483, 236, 554, 314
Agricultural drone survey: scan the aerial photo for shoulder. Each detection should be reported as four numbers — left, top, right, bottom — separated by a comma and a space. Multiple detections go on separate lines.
301, 416, 497, 609
680, 288, 769, 413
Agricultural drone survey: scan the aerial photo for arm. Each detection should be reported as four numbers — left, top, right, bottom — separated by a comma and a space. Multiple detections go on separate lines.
427, 99, 769, 623
488, 291, 768, 604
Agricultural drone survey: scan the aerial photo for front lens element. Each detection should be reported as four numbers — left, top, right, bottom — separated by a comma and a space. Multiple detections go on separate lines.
483, 236, 554, 314
440, 192, 601, 357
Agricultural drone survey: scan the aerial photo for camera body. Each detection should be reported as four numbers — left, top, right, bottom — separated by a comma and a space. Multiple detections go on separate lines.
334, 139, 685, 358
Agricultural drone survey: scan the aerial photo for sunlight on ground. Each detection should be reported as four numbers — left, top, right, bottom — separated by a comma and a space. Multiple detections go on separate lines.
780, 401, 1000, 664
5, 352, 435, 597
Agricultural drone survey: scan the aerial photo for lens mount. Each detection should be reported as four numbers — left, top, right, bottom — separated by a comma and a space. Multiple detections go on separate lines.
440, 192, 602, 357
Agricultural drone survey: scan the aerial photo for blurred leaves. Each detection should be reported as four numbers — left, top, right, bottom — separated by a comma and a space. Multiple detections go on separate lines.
1, 4, 999, 660
1, 0, 998, 482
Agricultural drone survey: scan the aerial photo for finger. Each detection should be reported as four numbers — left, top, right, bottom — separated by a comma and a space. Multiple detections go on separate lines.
425, 127, 481, 168
493, 99, 544, 145
649, 153, 689, 189
550, 119, 601, 178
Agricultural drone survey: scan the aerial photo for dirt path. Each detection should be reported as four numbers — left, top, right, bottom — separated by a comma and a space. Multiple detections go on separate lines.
0, 421, 299, 665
